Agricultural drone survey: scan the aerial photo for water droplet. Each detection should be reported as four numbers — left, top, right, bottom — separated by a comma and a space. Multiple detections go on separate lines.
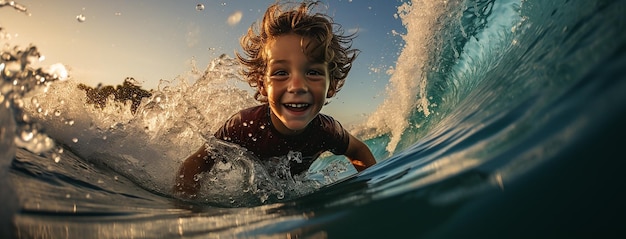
227, 11, 243, 26
3, 62, 22, 78
21, 131, 34, 142
76, 14, 86, 23
260, 194, 269, 202
196, 3, 205, 11
85, 193, 91, 199
243, 122, 248, 127
53, 153, 61, 163
72, 138, 78, 143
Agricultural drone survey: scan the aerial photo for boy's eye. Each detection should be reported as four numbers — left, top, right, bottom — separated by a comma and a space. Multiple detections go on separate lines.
270, 70, 289, 79
307, 69, 325, 76
272, 70, 288, 76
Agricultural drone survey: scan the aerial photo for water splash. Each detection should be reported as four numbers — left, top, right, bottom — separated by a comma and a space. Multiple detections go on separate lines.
1, 45, 68, 154
359, 1, 455, 154
16, 52, 350, 206
184, 137, 334, 207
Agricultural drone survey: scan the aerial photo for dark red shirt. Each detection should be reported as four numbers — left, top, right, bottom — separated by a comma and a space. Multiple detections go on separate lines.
214, 104, 350, 175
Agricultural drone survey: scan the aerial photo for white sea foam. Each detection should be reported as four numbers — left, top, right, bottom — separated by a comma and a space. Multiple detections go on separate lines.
357, 0, 455, 154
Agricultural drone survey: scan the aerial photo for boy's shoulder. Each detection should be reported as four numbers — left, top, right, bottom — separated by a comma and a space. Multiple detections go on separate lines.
316, 112, 338, 123
236, 104, 268, 120
222, 104, 269, 128
215, 104, 269, 138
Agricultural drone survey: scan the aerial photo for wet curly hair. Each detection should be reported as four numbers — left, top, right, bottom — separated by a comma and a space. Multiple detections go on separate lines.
236, 1, 360, 103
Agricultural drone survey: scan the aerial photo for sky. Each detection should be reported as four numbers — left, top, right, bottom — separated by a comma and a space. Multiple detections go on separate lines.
1, 0, 407, 124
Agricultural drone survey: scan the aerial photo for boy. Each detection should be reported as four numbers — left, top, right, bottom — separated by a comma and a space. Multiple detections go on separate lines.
174, 1, 376, 198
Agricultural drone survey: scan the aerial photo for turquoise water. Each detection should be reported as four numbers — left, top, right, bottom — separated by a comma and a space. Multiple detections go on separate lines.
2, 0, 626, 238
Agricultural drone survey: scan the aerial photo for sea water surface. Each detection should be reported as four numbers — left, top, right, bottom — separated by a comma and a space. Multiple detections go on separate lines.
2, 0, 626, 238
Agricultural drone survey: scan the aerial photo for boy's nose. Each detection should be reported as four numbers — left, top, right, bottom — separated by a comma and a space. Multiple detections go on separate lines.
288, 74, 308, 94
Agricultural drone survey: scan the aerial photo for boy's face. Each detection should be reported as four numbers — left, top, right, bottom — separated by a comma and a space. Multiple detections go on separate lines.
263, 34, 331, 135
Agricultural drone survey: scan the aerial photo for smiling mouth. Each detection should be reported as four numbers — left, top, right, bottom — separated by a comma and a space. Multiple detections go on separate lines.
284, 103, 310, 112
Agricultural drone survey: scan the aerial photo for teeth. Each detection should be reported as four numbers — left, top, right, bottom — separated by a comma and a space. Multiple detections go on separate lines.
285, 103, 309, 108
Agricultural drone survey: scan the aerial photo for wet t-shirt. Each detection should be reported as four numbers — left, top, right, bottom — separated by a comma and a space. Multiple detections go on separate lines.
214, 104, 350, 175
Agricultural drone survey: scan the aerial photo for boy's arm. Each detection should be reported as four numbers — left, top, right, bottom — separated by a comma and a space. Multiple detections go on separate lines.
344, 134, 377, 172
173, 145, 215, 199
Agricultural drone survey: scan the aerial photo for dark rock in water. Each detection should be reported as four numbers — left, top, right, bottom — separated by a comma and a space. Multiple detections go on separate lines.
77, 77, 152, 114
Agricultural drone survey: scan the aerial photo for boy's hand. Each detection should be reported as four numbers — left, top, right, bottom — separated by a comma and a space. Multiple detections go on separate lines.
345, 134, 377, 172
172, 145, 215, 199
